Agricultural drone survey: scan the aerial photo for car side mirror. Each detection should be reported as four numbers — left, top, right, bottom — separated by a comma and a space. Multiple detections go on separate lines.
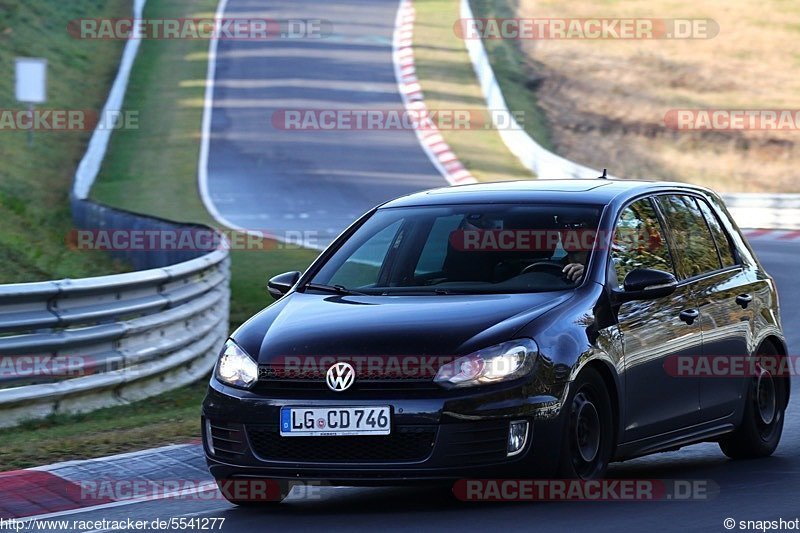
267, 271, 300, 300
616, 268, 677, 302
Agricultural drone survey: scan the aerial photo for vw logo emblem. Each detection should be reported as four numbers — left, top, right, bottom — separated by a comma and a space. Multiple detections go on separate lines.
326, 362, 355, 392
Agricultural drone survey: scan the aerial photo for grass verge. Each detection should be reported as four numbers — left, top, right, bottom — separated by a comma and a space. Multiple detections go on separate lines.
413, 0, 534, 180
0, 382, 207, 471
0, 0, 130, 282
466, 0, 553, 150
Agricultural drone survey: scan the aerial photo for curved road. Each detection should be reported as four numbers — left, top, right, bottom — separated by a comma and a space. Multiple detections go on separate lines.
203, 0, 445, 244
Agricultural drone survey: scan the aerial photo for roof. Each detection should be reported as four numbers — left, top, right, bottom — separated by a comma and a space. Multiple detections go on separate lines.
380, 179, 715, 209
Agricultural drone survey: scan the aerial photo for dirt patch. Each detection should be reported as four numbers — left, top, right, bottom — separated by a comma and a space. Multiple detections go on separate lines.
511, 0, 800, 192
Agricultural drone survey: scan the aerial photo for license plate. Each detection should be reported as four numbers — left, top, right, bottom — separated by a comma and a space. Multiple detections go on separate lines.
280, 406, 391, 437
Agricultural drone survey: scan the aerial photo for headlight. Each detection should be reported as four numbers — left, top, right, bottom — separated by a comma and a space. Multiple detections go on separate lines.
434, 339, 538, 388
215, 339, 258, 388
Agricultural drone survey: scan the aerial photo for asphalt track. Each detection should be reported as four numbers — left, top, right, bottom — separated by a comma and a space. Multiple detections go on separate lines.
202, 0, 446, 245
35, 0, 799, 530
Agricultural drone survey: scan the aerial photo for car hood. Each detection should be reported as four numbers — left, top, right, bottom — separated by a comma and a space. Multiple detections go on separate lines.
233, 291, 574, 362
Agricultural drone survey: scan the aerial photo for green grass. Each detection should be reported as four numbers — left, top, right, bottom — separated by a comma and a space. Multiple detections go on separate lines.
90, 0, 319, 328
412, 0, 537, 180
0, 381, 207, 471
0, 0, 131, 282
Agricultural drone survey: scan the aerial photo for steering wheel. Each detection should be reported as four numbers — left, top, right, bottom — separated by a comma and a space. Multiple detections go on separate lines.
521, 261, 565, 276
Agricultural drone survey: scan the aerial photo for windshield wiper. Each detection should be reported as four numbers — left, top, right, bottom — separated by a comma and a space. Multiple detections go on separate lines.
378, 288, 478, 295
303, 283, 366, 296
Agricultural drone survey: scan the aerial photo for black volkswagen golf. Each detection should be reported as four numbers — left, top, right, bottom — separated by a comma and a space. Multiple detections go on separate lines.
202, 179, 788, 504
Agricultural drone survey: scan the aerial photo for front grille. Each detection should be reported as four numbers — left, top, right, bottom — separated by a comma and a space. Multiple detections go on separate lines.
208, 421, 246, 460
259, 367, 438, 381
256, 364, 446, 395
247, 424, 437, 463
253, 379, 443, 395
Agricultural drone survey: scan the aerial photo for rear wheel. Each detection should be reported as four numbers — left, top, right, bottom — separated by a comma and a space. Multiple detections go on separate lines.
719, 345, 787, 459
557, 367, 614, 479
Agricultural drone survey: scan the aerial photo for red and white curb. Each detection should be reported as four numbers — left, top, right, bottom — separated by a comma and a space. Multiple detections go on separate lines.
742, 229, 800, 241
0, 443, 210, 520
393, 0, 477, 186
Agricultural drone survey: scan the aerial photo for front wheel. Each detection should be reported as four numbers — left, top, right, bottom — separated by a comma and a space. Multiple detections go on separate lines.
719, 347, 788, 459
557, 367, 615, 479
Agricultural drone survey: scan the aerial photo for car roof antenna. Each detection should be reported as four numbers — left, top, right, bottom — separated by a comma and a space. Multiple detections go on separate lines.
598, 168, 608, 179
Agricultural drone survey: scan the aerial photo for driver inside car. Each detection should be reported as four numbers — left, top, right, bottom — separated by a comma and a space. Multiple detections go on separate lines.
557, 217, 592, 282
562, 251, 587, 282
447, 213, 590, 284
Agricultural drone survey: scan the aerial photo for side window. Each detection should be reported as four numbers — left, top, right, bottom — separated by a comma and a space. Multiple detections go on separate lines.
655, 195, 722, 278
610, 198, 675, 288
695, 198, 737, 267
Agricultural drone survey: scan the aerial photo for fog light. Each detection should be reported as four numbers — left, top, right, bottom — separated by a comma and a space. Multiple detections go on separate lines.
507, 420, 529, 456
204, 419, 215, 456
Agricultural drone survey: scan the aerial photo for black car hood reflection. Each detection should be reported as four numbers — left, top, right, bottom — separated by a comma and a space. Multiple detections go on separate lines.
234, 291, 574, 361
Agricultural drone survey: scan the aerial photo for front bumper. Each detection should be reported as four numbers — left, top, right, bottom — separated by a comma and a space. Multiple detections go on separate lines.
202, 378, 567, 485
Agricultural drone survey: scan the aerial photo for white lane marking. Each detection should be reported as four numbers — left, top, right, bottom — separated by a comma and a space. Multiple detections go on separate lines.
31, 443, 199, 472
196, 0, 322, 251
72, 0, 148, 199
197, 0, 231, 234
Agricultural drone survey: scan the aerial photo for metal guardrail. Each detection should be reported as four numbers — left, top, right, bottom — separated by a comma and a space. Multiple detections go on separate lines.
0, 0, 231, 428
720, 194, 800, 231
0, 223, 229, 428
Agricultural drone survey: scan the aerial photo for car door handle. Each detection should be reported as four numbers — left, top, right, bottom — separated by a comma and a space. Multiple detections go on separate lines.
735, 294, 753, 309
679, 309, 700, 325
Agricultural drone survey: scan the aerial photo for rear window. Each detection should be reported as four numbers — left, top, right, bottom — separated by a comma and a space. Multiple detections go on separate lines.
695, 197, 737, 267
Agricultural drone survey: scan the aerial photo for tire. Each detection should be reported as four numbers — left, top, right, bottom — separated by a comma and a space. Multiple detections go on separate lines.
557, 367, 615, 479
719, 345, 788, 459
216, 478, 291, 506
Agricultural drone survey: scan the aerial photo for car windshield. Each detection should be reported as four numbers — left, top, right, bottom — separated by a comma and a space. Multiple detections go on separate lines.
308, 204, 602, 295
